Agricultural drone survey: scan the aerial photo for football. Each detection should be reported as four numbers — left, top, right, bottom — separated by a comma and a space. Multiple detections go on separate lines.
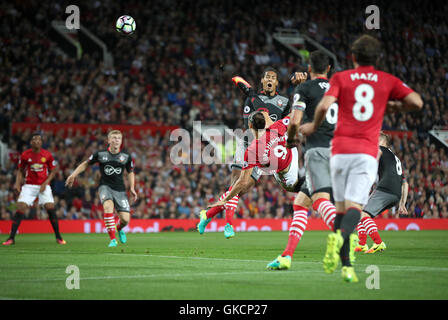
116, 15, 136, 34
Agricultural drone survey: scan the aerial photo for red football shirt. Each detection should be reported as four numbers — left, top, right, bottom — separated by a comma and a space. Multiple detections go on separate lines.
325, 65, 414, 158
18, 149, 57, 185
243, 117, 292, 173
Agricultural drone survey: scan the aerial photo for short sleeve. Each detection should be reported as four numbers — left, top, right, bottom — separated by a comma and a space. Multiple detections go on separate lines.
18, 152, 27, 169
47, 153, 57, 170
324, 73, 340, 99
291, 85, 307, 111
87, 152, 99, 165
126, 155, 134, 172
242, 96, 254, 128
389, 76, 415, 101
242, 147, 257, 170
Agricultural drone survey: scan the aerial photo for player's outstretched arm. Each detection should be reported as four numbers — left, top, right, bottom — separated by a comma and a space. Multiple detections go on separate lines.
209, 168, 253, 208
65, 160, 89, 188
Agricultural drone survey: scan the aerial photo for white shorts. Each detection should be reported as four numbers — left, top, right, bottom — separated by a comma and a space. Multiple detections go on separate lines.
18, 184, 54, 207
274, 147, 301, 192
330, 154, 378, 205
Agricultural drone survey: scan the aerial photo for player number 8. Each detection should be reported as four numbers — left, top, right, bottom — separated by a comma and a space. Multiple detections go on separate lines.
394, 155, 403, 175
353, 84, 374, 121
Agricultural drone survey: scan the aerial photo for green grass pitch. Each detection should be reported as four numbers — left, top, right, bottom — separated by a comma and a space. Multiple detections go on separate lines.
1, 230, 447, 300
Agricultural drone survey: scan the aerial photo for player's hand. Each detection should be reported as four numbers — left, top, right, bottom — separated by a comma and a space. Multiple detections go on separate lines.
290, 72, 307, 85
208, 200, 225, 209
65, 175, 75, 188
130, 188, 138, 203
298, 122, 316, 136
39, 183, 48, 193
398, 205, 408, 215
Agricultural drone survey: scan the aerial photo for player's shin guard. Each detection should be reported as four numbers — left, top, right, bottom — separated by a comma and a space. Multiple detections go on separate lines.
357, 222, 367, 246
362, 216, 382, 244
313, 198, 336, 230
8, 210, 25, 240
47, 209, 63, 240
282, 205, 308, 258
104, 213, 116, 240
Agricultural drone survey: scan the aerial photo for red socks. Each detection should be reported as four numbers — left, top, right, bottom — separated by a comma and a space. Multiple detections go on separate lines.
282, 205, 308, 257
206, 187, 239, 225
357, 222, 367, 246
362, 216, 382, 244
104, 213, 116, 240
313, 198, 336, 231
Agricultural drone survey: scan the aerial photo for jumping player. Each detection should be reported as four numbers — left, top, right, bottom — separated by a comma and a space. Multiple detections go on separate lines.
65, 130, 137, 247
355, 132, 409, 253
299, 34, 423, 282
198, 67, 290, 238
267, 50, 340, 270
3, 133, 65, 245
209, 111, 304, 218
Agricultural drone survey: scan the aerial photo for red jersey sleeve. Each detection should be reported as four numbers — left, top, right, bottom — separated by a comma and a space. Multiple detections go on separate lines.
47, 152, 57, 170
389, 76, 414, 100
18, 152, 27, 170
324, 73, 341, 98
242, 147, 258, 170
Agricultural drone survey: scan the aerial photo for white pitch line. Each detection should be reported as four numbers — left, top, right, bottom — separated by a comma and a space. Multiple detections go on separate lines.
0, 269, 326, 283
105, 253, 448, 272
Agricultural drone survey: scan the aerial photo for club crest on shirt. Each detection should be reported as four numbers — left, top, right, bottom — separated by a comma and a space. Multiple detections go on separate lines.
118, 154, 126, 163
277, 99, 283, 107
41, 157, 46, 163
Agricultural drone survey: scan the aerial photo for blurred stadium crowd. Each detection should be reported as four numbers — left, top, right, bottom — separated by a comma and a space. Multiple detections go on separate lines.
0, 0, 447, 221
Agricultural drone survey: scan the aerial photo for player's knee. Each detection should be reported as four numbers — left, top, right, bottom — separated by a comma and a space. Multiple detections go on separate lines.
44, 203, 55, 211
103, 200, 114, 213
17, 202, 28, 213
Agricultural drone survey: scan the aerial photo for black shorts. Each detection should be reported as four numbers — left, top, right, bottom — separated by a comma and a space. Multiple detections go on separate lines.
363, 189, 400, 218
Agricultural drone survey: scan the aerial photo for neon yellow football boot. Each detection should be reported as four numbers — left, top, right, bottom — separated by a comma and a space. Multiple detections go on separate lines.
365, 241, 386, 254
323, 230, 343, 274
